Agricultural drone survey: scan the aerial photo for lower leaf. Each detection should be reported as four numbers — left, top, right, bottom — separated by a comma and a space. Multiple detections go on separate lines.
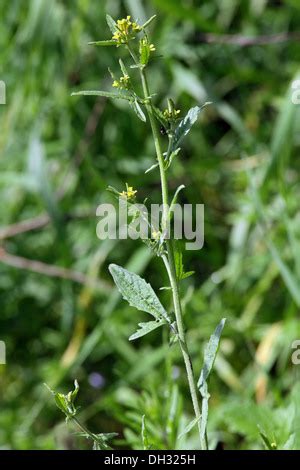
129, 320, 166, 341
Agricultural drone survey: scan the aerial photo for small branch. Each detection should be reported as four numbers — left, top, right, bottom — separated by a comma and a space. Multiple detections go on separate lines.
0, 215, 50, 240
196, 31, 300, 47
0, 99, 105, 242
0, 210, 95, 240
0, 248, 111, 291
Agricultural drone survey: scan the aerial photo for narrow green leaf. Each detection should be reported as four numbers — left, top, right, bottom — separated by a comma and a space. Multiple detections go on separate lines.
131, 100, 146, 122
141, 415, 150, 450
198, 318, 226, 390
109, 264, 171, 323
181, 271, 195, 280
266, 238, 300, 306
199, 381, 209, 446
145, 163, 159, 174
88, 40, 116, 46
119, 59, 129, 76
106, 14, 117, 34
141, 15, 157, 29
263, 75, 299, 182
130, 64, 143, 69
258, 426, 277, 450
173, 241, 194, 281
129, 320, 166, 341
178, 417, 200, 439
67, 379, 79, 404
169, 185, 185, 214
171, 103, 211, 152
71, 90, 135, 102
174, 249, 184, 281
245, 161, 300, 307
197, 318, 226, 449
164, 148, 181, 170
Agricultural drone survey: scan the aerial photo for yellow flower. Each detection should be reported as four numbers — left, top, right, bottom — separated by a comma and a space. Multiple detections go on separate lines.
112, 16, 141, 46
112, 32, 121, 42
120, 184, 137, 199
120, 74, 130, 88
152, 230, 161, 240
163, 108, 181, 120
112, 74, 131, 90
149, 44, 156, 52
163, 99, 181, 121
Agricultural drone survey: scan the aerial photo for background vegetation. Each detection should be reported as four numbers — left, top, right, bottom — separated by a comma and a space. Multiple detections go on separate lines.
1, 0, 300, 450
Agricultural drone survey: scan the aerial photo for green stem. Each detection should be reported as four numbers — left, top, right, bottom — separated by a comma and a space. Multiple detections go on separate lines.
127, 46, 169, 228
128, 44, 205, 450
72, 416, 95, 441
164, 242, 204, 448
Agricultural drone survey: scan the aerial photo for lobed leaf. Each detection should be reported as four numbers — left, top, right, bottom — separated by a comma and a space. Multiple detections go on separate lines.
171, 103, 211, 153
109, 264, 171, 323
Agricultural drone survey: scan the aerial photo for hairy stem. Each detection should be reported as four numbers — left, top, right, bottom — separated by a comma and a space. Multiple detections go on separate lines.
72, 416, 95, 441
128, 45, 205, 450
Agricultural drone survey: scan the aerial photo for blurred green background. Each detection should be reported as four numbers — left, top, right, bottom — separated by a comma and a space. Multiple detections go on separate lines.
1, 0, 300, 450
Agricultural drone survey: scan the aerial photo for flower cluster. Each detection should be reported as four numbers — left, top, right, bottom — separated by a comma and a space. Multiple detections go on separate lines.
119, 184, 137, 200
163, 99, 181, 122
151, 230, 161, 240
163, 107, 181, 121
112, 74, 131, 90
112, 16, 141, 46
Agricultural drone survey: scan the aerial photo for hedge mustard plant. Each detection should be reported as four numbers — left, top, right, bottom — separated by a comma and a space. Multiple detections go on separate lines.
47, 13, 226, 451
